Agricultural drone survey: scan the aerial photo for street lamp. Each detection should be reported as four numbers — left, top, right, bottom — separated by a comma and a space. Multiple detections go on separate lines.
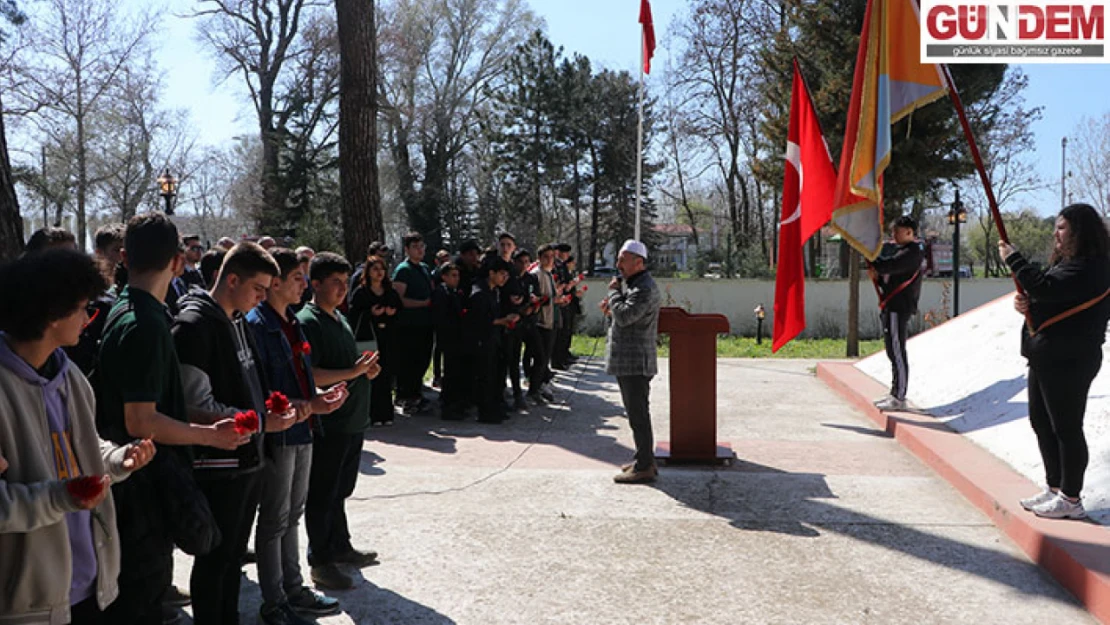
158, 169, 178, 216
947, 189, 968, 317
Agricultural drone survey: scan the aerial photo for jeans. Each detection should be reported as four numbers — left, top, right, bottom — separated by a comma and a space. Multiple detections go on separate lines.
256, 443, 313, 607
192, 472, 263, 625
305, 432, 363, 565
1028, 356, 1101, 497
617, 375, 655, 471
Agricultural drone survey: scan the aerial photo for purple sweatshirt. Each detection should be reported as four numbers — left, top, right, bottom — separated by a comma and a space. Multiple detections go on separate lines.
0, 338, 98, 605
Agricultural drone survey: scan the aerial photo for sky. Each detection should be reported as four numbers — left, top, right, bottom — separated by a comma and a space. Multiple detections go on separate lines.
142, 0, 1110, 218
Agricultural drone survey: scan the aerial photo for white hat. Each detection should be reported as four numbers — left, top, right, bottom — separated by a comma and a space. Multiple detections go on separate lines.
619, 239, 648, 260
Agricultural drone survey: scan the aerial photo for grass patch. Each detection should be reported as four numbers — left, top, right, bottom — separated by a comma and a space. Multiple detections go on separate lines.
571, 334, 884, 360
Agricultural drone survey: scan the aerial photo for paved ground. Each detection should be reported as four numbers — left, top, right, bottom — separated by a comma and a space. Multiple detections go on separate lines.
172, 356, 1095, 625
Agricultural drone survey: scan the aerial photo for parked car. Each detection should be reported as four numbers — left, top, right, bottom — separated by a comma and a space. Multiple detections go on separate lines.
703, 262, 723, 279
591, 266, 618, 277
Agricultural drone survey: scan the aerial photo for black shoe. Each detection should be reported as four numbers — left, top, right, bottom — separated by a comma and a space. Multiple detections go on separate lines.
260, 602, 315, 625
310, 564, 355, 590
527, 391, 547, 405
513, 395, 528, 411
162, 585, 190, 608
333, 547, 379, 568
540, 388, 555, 402
287, 586, 341, 616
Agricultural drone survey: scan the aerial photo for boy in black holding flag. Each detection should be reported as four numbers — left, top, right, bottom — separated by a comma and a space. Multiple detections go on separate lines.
868, 216, 925, 412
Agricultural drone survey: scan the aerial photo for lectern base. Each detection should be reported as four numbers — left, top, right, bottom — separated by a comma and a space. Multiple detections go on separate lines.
654, 441, 735, 466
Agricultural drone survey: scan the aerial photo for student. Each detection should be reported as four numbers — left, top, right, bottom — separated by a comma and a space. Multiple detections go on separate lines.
454, 240, 482, 300
527, 245, 559, 404
97, 212, 245, 625
495, 234, 527, 411
172, 242, 297, 625
247, 248, 350, 625
432, 263, 466, 419
180, 235, 207, 291
466, 256, 519, 423
512, 249, 540, 407
297, 252, 382, 591
391, 233, 435, 414
349, 255, 402, 426
867, 216, 926, 412
1002, 203, 1110, 520
0, 249, 156, 625
25, 226, 78, 254
199, 248, 226, 290
65, 226, 125, 376
551, 243, 574, 369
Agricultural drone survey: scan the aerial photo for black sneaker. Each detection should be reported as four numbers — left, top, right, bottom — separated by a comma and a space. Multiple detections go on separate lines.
333, 547, 379, 568
310, 564, 355, 590
288, 586, 341, 616
260, 602, 315, 625
513, 395, 528, 411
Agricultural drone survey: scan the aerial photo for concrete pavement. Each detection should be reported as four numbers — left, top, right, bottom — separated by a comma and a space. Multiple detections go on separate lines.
172, 357, 1095, 624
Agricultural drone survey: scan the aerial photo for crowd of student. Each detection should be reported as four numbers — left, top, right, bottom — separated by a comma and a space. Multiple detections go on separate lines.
0, 214, 585, 625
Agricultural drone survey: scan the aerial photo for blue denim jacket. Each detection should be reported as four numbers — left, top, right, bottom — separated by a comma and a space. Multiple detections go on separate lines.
247, 301, 316, 446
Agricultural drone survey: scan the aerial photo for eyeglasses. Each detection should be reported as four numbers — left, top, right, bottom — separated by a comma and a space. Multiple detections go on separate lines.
188, 245, 205, 252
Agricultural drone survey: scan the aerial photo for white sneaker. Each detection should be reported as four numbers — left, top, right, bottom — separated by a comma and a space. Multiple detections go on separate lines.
1019, 488, 1058, 511
1032, 494, 1087, 520
874, 396, 906, 411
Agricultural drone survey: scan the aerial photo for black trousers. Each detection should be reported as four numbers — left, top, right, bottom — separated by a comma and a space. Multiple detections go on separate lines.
102, 474, 172, 625
191, 471, 262, 625
306, 431, 363, 565
617, 375, 655, 471
439, 343, 468, 408
501, 330, 525, 396
881, 309, 910, 400
472, 340, 504, 420
553, 307, 577, 366
396, 325, 434, 401
1028, 356, 1101, 498
527, 327, 555, 392
70, 596, 105, 625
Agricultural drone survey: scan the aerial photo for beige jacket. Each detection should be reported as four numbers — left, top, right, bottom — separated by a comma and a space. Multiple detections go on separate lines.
0, 359, 131, 625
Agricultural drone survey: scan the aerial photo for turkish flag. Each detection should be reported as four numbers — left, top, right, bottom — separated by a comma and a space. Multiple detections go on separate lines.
772, 60, 836, 352
639, 0, 655, 74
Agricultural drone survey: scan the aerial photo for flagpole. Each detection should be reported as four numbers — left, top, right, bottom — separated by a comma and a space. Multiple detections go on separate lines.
941, 67, 1010, 244
635, 37, 645, 242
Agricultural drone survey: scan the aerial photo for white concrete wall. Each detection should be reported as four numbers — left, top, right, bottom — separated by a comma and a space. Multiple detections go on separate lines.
576, 278, 1017, 339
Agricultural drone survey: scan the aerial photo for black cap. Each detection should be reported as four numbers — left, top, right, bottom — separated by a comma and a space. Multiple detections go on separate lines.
554, 242, 572, 252
459, 239, 482, 254
497, 231, 516, 242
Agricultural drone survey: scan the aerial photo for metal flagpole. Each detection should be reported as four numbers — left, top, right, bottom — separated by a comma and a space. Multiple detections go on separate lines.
635, 32, 645, 242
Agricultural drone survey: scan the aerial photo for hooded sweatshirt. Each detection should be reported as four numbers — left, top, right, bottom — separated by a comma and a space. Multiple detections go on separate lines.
172, 291, 268, 475
0, 341, 96, 605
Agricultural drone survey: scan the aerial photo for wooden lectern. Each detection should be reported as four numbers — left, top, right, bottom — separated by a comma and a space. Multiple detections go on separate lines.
655, 307, 734, 464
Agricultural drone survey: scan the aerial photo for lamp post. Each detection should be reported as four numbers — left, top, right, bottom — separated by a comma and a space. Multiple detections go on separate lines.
158, 169, 178, 216
947, 189, 968, 317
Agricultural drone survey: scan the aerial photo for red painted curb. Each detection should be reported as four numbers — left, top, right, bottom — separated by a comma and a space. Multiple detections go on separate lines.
817, 361, 1110, 625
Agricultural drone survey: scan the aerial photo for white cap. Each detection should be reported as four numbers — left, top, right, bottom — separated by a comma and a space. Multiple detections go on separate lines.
619, 239, 648, 260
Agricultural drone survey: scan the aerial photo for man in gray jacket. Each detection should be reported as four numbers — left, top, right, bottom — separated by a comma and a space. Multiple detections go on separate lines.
601, 240, 662, 484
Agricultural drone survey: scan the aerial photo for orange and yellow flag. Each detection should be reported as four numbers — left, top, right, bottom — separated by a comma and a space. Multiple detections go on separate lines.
832, 0, 948, 260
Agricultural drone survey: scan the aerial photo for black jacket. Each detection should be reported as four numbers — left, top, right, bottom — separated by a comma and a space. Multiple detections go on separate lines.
1006, 252, 1110, 362
172, 291, 269, 476
871, 241, 925, 315
465, 282, 502, 353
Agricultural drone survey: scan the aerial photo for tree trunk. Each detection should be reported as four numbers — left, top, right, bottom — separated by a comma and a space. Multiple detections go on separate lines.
588, 146, 601, 272
847, 249, 860, 357
335, 0, 383, 262
573, 160, 583, 259
76, 102, 88, 251
0, 93, 25, 259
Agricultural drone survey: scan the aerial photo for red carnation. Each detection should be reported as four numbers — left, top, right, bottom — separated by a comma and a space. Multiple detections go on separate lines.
580, 285, 589, 292
67, 475, 107, 502
292, 341, 311, 357
362, 350, 377, 360
507, 319, 517, 330
234, 410, 260, 435
266, 391, 290, 414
